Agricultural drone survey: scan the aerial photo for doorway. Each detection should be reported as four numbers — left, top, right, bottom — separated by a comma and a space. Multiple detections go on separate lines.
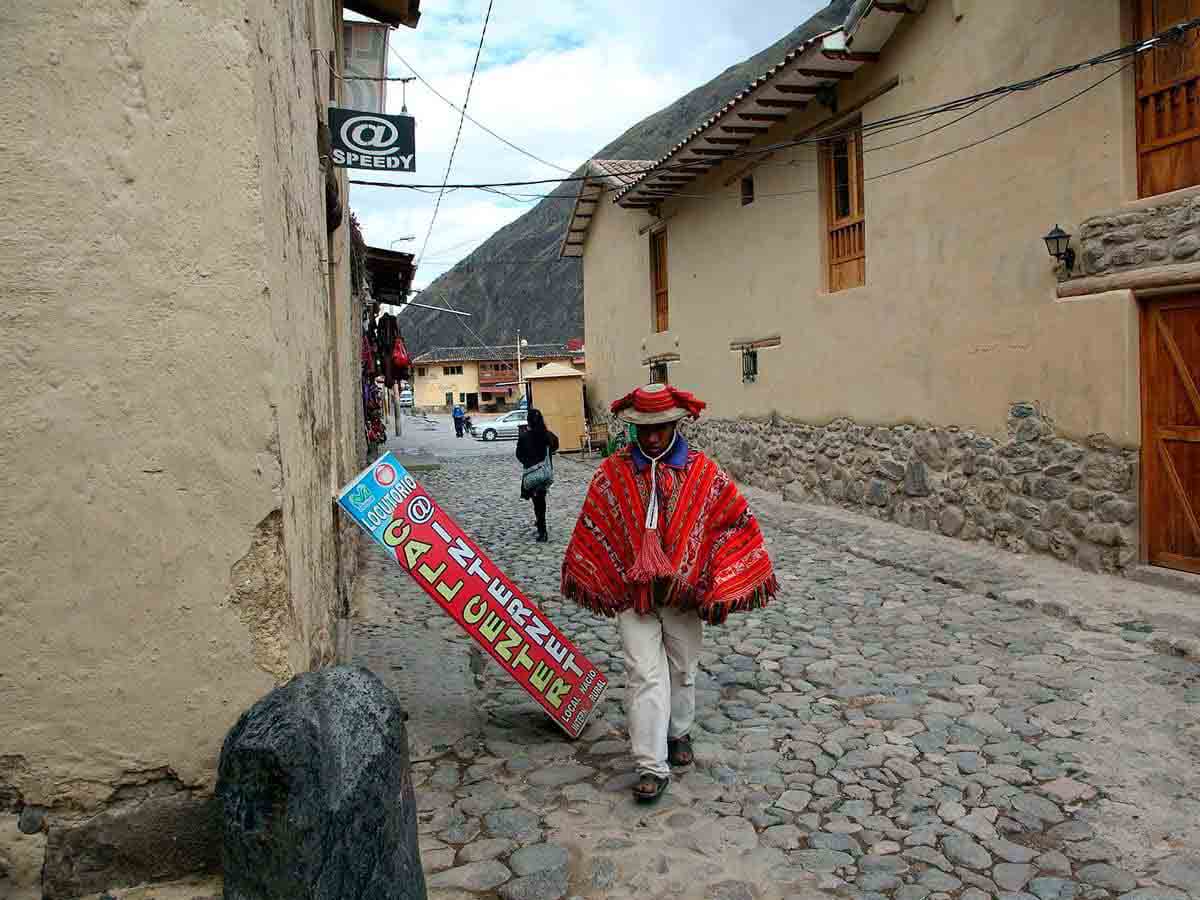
1133, 0, 1200, 198
1141, 293, 1200, 574
466, 393, 479, 412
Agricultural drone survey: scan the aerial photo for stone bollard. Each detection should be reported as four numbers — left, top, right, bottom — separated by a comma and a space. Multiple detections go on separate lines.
217, 666, 426, 900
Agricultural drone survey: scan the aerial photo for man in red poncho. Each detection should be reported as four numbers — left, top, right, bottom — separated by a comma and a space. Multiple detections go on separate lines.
562, 384, 777, 802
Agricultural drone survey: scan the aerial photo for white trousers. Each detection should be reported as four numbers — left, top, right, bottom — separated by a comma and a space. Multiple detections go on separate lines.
617, 606, 704, 779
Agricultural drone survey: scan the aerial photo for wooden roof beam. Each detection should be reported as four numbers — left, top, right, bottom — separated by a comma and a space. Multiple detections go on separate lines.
738, 112, 787, 122
722, 125, 769, 134
704, 137, 753, 145
690, 148, 737, 156
793, 68, 854, 79
773, 84, 822, 95
756, 98, 808, 109
822, 49, 880, 63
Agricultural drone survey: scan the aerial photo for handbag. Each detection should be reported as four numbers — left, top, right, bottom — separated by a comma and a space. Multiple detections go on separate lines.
391, 336, 411, 368
522, 449, 554, 493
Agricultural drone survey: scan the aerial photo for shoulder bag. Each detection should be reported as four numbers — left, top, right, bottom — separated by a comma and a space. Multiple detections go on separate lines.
522, 449, 554, 493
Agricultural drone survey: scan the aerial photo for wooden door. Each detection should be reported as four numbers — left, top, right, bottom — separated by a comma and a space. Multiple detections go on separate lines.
1134, 0, 1200, 197
1142, 293, 1200, 574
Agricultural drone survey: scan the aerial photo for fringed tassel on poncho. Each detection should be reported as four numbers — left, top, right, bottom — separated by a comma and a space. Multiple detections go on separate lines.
625, 436, 677, 588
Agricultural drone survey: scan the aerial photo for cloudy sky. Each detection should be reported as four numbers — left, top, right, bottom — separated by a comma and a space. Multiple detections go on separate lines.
347, 1, 828, 289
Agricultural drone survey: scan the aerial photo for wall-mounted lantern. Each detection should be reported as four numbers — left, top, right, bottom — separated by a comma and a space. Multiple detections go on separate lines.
1043, 225, 1075, 275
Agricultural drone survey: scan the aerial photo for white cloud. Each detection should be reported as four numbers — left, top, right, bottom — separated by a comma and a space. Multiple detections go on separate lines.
348, 0, 830, 288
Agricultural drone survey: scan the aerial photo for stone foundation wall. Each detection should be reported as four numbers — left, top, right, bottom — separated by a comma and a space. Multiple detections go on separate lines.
1078, 191, 1200, 276
685, 404, 1140, 575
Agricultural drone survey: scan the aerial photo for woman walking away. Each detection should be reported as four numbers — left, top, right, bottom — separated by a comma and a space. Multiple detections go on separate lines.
517, 409, 558, 542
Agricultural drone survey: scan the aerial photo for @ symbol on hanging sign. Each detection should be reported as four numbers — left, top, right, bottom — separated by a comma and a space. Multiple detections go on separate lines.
340, 115, 400, 156
406, 496, 434, 525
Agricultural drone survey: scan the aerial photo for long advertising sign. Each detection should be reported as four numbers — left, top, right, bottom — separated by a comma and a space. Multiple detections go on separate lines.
338, 453, 608, 738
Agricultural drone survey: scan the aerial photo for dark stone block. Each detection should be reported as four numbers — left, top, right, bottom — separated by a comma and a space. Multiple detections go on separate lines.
217, 666, 424, 900
42, 792, 221, 900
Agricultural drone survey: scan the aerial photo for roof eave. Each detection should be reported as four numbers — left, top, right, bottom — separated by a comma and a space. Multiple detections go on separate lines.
343, 0, 421, 28
614, 0, 921, 208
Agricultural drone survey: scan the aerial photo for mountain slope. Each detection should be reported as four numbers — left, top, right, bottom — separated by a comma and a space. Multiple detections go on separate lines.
402, 1, 852, 351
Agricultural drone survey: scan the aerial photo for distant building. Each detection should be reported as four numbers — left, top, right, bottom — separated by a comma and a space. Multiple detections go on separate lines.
565, 0, 1200, 578
412, 342, 585, 410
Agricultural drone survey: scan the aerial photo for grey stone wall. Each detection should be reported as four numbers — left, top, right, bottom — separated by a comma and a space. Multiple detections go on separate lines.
1078, 192, 1200, 276
685, 404, 1140, 575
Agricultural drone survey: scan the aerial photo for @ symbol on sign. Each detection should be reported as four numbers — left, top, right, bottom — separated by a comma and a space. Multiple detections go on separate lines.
340, 115, 399, 156
407, 496, 434, 525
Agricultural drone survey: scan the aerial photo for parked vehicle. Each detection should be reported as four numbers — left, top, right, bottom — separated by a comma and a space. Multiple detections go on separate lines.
472, 409, 527, 441
398, 389, 414, 408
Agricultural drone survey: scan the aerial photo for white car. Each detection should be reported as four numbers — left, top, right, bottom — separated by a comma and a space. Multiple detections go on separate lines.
472, 409, 526, 441
398, 389, 413, 408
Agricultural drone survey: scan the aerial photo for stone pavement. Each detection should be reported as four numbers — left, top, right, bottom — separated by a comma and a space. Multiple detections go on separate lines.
350, 435, 1200, 900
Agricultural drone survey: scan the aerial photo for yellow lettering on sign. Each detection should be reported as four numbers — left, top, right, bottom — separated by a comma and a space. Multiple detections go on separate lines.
382, 519, 411, 547
436, 579, 464, 603
495, 627, 521, 661
403, 539, 431, 569
463, 595, 487, 624
418, 561, 447, 584
479, 611, 505, 643
513, 643, 535, 671
546, 678, 570, 709
530, 661, 554, 692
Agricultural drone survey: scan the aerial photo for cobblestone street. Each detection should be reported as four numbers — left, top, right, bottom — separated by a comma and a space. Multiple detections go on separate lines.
352, 420, 1200, 900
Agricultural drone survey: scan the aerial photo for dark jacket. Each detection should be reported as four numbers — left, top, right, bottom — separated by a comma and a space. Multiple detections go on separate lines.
517, 427, 558, 499
516, 427, 558, 468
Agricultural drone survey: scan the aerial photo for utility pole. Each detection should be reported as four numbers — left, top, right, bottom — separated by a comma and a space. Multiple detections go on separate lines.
516, 329, 523, 406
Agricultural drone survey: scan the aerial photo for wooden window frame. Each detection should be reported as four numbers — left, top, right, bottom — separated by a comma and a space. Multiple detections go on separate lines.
1133, 0, 1200, 198
820, 119, 867, 292
741, 175, 755, 206
649, 227, 669, 333
649, 362, 669, 385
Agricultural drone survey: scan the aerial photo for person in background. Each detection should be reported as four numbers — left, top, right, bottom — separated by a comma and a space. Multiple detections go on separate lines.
560, 384, 777, 803
452, 404, 466, 438
516, 409, 559, 542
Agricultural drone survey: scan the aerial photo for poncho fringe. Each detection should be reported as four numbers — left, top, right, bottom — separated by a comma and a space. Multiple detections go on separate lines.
560, 448, 777, 626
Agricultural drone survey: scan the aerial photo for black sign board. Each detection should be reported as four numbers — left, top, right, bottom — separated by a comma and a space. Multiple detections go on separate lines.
329, 107, 415, 172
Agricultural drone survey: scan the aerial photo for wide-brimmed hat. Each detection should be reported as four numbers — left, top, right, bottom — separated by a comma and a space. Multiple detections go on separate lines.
611, 383, 706, 425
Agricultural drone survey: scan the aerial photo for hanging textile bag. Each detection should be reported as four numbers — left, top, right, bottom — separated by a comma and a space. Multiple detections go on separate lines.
391, 336, 411, 368
522, 450, 554, 494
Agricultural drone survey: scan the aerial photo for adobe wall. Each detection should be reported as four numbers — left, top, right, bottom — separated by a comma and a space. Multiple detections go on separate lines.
0, 0, 357, 893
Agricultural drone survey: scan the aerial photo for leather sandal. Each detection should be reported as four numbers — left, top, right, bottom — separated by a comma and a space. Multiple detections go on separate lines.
667, 734, 694, 768
631, 772, 669, 803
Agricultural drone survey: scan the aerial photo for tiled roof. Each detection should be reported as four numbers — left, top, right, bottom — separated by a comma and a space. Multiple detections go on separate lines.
559, 159, 655, 258
412, 342, 579, 364
613, 0, 918, 208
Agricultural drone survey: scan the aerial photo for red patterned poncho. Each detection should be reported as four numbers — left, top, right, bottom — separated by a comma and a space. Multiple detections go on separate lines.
561, 444, 777, 625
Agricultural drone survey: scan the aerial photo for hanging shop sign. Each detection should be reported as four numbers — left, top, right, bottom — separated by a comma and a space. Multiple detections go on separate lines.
342, 21, 389, 113
329, 106, 416, 171
338, 452, 609, 738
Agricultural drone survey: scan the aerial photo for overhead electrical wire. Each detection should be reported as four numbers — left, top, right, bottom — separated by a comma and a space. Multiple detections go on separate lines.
386, 45, 574, 175
364, 57, 1132, 208
415, 0, 494, 268
352, 16, 1198, 197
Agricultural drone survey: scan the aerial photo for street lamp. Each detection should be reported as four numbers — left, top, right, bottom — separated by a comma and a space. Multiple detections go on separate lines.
1043, 225, 1075, 275
517, 333, 529, 406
